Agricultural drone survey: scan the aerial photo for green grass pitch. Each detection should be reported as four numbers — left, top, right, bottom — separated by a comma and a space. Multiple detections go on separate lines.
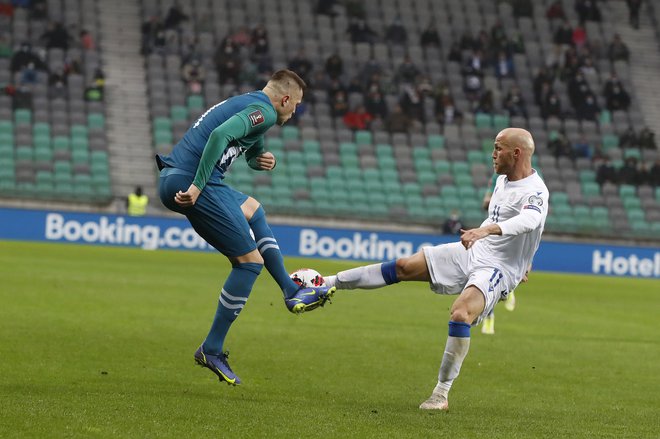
1, 241, 659, 438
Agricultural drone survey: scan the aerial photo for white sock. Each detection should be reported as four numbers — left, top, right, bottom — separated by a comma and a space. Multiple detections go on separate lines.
433, 335, 471, 399
326, 264, 387, 290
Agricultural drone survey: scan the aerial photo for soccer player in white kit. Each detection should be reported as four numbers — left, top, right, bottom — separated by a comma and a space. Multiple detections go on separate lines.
324, 128, 549, 410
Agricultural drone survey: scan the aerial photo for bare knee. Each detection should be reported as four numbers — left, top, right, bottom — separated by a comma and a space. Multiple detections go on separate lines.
449, 306, 472, 323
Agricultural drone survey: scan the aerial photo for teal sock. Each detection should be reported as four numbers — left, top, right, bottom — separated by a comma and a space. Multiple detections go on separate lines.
249, 207, 299, 298
202, 262, 262, 355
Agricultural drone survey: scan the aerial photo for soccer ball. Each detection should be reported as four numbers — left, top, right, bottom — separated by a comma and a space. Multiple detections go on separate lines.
290, 268, 325, 288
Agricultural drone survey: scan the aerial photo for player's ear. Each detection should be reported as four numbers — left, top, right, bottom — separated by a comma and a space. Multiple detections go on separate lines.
281, 95, 290, 106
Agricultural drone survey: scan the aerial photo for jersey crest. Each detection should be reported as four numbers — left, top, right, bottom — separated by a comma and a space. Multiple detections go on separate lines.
248, 110, 265, 127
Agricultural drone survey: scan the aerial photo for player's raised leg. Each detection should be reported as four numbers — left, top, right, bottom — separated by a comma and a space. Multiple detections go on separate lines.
244, 198, 335, 313
324, 251, 431, 289
420, 286, 484, 410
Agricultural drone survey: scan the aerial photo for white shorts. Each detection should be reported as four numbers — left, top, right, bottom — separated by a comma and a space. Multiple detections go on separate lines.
422, 242, 511, 325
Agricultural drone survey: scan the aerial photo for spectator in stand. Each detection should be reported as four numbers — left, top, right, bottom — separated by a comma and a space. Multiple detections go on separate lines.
577, 90, 600, 121
141, 15, 165, 55
325, 52, 343, 80
19, 62, 38, 85
442, 210, 464, 235
384, 16, 407, 45
474, 89, 494, 114
181, 58, 206, 95
596, 156, 617, 185
395, 55, 420, 85
549, 130, 573, 158
542, 89, 562, 119
10, 42, 46, 73
31, 0, 48, 20
533, 67, 553, 105
572, 133, 592, 158
638, 127, 657, 150
330, 89, 348, 118
436, 95, 463, 125
347, 18, 377, 44
494, 51, 514, 79
13, 85, 33, 110
251, 24, 269, 56
575, 0, 601, 24
603, 73, 631, 111
650, 160, 660, 186
608, 34, 630, 62
163, 2, 188, 30
230, 26, 252, 48
364, 82, 388, 121
474, 30, 491, 55
343, 104, 373, 131
503, 85, 528, 118
553, 20, 574, 46
315, 0, 338, 16
619, 126, 638, 148
459, 30, 475, 51
79, 29, 94, 50
447, 41, 462, 63
399, 83, 425, 125
386, 104, 410, 133
511, 0, 533, 18
546, 0, 566, 21
490, 21, 508, 52
572, 23, 587, 50
568, 71, 590, 110
41, 21, 72, 50
288, 48, 314, 86
626, 0, 642, 29
637, 163, 652, 186
345, 0, 366, 19
48, 67, 67, 100
420, 21, 440, 47
618, 156, 640, 185
215, 37, 242, 84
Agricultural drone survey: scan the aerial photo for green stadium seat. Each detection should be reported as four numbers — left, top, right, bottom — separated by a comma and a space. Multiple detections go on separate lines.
302, 139, 320, 152
493, 114, 510, 131
434, 160, 451, 174
15, 146, 33, 161
303, 150, 322, 164
601, 134, 619, 150
281, 126, 299, 140
326, 166, 343, 180
14, 109, 31, 125
70, 124, 88, 138
441, 185, 458, 197
475, 112, 492, 128
481, 138, 494, 152
153, 117, 171, 131
72, 149, 89, 164
286, 150, 303, 164
417, 170, 436, 185
34, 145, 53, 162
187, 94, 204, 110
355, 130, 372, 145
427, 134, 445, 149
458, 186, 477, 198
154, 129, 173, 144
622, 197, 641, 209
626, 209, 645, 222
599, 110, 611, 125
552, 204, 572, 217
265, 136, 284, 150
467, 150, 488, 165
412, 147, 430, 161
0, 120, 12, 135
378, 155, 396, 170
582, 182, 600, 198
87, 113, 105, 129
451, 161, 470, 174
592, 207, 609, 221
0, 132, 14, 148
53, 136, 70, 152
71, 137, 89, 151
454, 174, 473, 186
579, 170, 596, 183
619, 185, 636, 198
376, 143, 393, 156
33, 122, 50, 137
623, 148, 641, 160
380, 168, 399, 182
630, 220, 650, 235
170, 105, 188, 121
339, 142, 357, 155
415, 159, 433, 173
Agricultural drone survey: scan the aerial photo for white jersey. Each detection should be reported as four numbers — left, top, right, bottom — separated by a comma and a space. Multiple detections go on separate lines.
468, 170, 549, 290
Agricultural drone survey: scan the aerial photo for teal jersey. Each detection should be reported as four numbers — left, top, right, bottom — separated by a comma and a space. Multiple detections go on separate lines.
158, 91, 277, 188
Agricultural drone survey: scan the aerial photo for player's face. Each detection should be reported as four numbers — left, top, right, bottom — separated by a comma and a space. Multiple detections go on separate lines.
276, 88, 303, 125
492, 137, 516, 174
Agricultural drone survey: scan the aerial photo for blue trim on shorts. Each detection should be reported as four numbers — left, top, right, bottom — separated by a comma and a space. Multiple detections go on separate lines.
448, 321, 471, 337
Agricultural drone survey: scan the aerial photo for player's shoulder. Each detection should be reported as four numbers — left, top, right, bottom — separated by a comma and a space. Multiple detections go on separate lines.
527, 171, 550, 197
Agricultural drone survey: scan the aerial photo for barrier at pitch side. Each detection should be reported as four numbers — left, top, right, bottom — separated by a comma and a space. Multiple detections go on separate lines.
0, 207, 658, 278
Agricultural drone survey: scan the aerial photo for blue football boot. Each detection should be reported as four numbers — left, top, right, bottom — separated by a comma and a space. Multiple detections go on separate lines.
194, 346, 241, 386
285, 285, 336, 314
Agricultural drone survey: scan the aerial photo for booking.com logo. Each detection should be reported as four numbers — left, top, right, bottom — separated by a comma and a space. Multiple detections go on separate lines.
44, 213, 210, 250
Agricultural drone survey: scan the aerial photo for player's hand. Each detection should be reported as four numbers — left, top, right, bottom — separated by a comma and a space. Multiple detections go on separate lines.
174, 184, 201, 207
255, 152, 276, 170
460, 227, 487, 250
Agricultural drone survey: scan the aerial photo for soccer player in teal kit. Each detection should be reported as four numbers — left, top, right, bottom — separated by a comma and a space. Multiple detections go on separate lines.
157, 70, 335, 385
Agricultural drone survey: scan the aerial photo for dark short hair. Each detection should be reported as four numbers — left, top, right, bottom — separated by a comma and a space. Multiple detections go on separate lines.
270, 69, 307, 93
